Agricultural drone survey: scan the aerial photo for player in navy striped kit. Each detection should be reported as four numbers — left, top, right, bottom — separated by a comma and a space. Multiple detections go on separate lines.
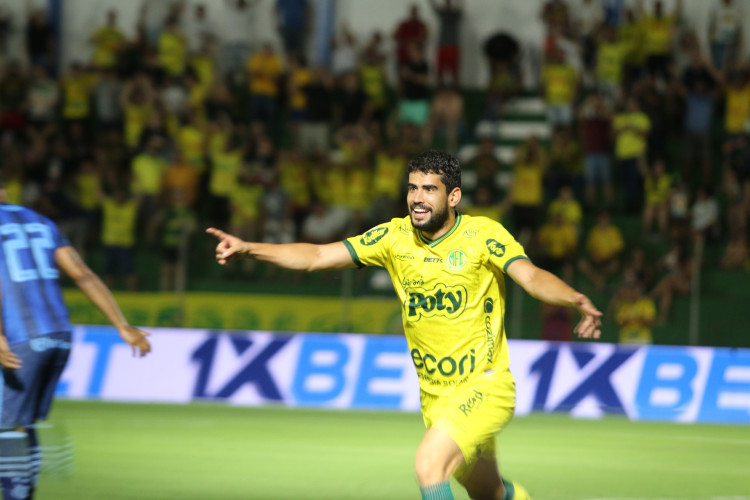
0, 182, 151, 499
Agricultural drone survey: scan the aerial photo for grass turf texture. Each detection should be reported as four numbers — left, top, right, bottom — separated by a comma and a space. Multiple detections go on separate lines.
38, 401, 749, 500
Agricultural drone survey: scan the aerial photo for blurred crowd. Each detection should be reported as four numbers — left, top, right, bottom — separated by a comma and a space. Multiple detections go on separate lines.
0, 0, 748, 344
523, 0, 750, 344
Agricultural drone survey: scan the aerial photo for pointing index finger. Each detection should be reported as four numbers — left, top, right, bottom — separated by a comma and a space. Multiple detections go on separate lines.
206, 227, 227, 239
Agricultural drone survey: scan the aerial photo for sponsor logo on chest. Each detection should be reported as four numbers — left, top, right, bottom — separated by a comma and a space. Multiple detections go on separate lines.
405, 283, 467, 320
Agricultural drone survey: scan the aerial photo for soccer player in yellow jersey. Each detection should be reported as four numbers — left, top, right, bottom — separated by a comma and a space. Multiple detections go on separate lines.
207, 150, 602, 500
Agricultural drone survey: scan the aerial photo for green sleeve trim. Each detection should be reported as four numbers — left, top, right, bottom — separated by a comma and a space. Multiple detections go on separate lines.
342, 240, 364, 268
503, 255, 529, 273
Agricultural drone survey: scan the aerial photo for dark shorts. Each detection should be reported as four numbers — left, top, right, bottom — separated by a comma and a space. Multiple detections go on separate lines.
1, 332, 71, 429
162, 247, 179, 263
103, 246, 135, 275
683, 131, 711, 164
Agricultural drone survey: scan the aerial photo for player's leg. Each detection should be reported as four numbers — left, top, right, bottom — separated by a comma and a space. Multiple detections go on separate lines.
415, 427, 465, 499
31, 332, 73, 489
2, 332, 73, 499
457, 456, 532, 500
0, 430, 31, 500
449, 370, 524, 500
0, 340, 37, 499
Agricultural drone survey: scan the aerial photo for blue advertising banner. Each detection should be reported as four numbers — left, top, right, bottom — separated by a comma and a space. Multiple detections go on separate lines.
58, 327, 750, 424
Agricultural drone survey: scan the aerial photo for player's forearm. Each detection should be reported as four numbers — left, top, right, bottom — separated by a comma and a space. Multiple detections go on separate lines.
75, 271, 129, 329
525, 266, 581, 308
242, 242, 349, 272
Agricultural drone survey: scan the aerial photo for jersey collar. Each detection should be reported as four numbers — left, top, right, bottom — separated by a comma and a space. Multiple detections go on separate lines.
417, 213, 462, 247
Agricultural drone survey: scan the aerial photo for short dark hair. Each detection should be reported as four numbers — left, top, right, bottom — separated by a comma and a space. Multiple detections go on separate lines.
407, 150, 461, 192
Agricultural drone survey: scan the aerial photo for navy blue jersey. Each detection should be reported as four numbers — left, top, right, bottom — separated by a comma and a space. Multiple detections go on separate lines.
0, 204, 72, 344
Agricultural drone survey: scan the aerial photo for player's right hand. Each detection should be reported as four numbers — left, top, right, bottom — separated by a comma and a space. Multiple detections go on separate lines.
118, 326, 151, 357
573, 293, 603, 339
206, 227, 248, 265
0, 335, 21, 370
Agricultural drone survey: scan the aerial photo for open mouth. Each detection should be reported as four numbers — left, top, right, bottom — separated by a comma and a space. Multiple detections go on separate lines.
411, 206, 430, 220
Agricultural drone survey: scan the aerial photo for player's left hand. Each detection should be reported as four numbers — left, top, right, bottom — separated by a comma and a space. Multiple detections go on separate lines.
118, 326, 152, 357
573, 293, 603, 339
0, 335, 22, 369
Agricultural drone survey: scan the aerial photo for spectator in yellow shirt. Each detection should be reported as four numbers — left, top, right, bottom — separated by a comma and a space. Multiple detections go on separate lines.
131, 136, 168, 239
371, 143, 408, 222
90, 10, 125, 70
247, 43, 283, 128
158, 17, 188, 77
546, 127, 583, 201
595, 26, 628, 101
538, 212, 577, 283
612, 273, 656, 344
101, 186, 139, 291
155, 187, 196, 292
579, 211, 624, 290
286, 53, 312, 149
208, 135, 244, 228
462, 185, 507, 223
619, 6, 647, 87
120, 74, 156, 150
511, 135, 548, 243
61, 62, 95, 124
614, 97, 651, 213
642, 159, 672, 240
163, 151, 200, 208
643, 0, 681, 82
76, 158, 103, 259
723, 70, 750, 140
190, 35, 216, 89
548, 185, 582, 235
176, 111, 207, 171
229, 171, 265, 277
541, 48, 578, 127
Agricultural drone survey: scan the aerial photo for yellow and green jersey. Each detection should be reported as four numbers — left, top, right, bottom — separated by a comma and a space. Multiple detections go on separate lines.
542, 63, 578, 105
596, 41, 628, 86
158, 31, 187, 76
614, 111, 651, 160
62, 74, 94, 119
91, 26, 125, 68
124, 103, 152, 148
374, 153, 407, 199
344, 214, 528, 397
101, 198, 137, 247
616, 297, 656, 345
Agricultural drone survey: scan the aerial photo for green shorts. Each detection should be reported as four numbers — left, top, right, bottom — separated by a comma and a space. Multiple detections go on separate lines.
399, 99, 430, 126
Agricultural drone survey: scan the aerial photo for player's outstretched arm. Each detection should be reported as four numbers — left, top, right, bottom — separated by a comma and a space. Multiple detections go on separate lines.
54, 246, 151, 357
206, 227, 357, 272
506, 258, 602, 339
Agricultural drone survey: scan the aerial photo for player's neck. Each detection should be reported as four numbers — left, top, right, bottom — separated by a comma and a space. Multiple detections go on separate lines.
420, 210, 458, 241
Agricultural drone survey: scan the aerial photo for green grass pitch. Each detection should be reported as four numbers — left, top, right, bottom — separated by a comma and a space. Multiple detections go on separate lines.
37, 400, 750, 500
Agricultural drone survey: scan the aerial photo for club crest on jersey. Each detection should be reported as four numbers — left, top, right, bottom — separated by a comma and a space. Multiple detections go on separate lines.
486, 239, 505, 257
405, 283, 467, 320
446, 249, 467, 271
360, 226, 388, 246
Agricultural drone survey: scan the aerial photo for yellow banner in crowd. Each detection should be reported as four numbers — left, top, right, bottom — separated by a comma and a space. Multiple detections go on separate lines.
63, 291, 404, 334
